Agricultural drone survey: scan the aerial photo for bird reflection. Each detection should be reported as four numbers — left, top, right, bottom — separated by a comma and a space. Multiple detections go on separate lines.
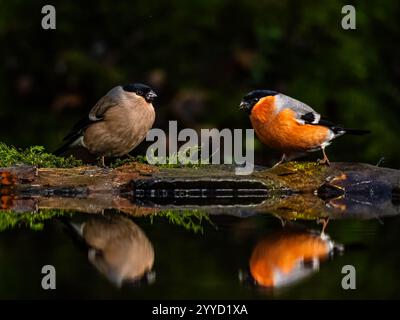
70, 215, 155, 287
244, 228, 342, 289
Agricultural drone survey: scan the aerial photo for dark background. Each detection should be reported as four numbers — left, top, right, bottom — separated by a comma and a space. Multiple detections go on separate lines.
1, 0, 399, 167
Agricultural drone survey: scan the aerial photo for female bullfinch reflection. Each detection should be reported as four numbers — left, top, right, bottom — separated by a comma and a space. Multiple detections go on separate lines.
246, 228, 342, 288
70, 215, 155, 287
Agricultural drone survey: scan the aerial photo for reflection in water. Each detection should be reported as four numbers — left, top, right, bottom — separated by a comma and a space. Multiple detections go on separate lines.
70, 215, 155, 287
247, 228, 342, 288
0, 193, 13, 210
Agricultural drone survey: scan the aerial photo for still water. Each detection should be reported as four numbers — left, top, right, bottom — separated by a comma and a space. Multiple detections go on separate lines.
1, 205, 399, 299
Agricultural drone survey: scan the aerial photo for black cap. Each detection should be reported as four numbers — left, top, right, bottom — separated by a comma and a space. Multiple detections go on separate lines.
122, 83, 157, 102
239, 90, 278, 114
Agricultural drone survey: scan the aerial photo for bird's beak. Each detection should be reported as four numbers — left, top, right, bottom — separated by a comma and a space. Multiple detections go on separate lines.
239, 101, 250, 111
145, 90, 158, 102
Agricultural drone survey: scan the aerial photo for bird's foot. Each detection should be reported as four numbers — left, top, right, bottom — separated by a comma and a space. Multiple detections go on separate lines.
272, 154, 287, 168
318, 148, 330, 166
317, 158, 330, 166
98, 156, 106, 168
272, 162, 283, 168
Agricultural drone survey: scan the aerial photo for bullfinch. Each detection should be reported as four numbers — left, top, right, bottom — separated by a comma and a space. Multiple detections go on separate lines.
70, 216, 155, 287
240, 90, 369, 166
55, 83, 157, 166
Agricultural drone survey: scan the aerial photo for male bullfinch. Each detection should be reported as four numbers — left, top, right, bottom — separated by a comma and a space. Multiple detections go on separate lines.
240, 90, 369, 166
55, 83, 157, 166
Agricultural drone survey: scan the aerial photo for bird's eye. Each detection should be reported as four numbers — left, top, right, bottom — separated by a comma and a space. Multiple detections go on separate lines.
136, 91, 143, 96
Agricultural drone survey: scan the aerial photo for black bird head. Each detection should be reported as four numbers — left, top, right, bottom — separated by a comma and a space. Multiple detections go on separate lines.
239, 90, 278, 114
123, 83, 158, 103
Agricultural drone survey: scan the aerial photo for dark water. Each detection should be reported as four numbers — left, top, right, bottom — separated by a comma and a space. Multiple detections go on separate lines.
1, 207, 400, 299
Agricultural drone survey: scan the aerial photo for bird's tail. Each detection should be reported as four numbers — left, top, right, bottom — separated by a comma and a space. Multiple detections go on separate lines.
343, 128, 371, 135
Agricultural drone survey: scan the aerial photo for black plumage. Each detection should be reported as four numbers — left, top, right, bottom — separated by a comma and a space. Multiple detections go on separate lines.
301, 112, 370, 135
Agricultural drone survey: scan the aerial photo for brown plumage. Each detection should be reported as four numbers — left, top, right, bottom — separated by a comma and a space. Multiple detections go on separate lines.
55, 83, 157, 165
72, 216, 155, 287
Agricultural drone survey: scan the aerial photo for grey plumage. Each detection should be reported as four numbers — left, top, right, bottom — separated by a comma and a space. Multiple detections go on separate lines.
240, 89, 370, 165
275, 93, 321, 125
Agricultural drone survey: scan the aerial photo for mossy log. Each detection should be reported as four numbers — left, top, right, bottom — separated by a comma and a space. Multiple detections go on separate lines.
1, 162, 399, 219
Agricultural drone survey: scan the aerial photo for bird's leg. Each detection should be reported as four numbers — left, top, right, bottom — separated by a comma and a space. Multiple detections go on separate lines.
317, 217, 330, 235
98, 156, 105, 167
273, 214, 287, 227
318, 147, 330, 166
273, 153, 287, 167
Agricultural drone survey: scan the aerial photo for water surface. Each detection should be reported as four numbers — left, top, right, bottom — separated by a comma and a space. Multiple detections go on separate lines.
1, 203, 399, 299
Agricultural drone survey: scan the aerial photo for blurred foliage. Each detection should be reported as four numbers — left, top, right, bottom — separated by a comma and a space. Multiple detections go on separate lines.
0, 209, 72, 231
0, 207, 214, 234
0, 0, 399, 167
0, 142, 82, 167
151, 209, 216, 234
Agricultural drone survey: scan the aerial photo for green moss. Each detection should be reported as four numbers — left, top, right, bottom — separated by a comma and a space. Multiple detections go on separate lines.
0, 209, 73, 231
151, 209, 216, 234
110, 155, 148, 168
288, 161, 320, 171
277, 210, 326, 221
278, 161, 325, 174
150, 145, 207, 169
0, 208, 214, 233
0, 143, 82, 168
111, 145, 206, 169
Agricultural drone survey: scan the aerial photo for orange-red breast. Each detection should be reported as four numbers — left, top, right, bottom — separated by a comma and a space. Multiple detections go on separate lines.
240, 90, 369, 166
249, 230, 334, 288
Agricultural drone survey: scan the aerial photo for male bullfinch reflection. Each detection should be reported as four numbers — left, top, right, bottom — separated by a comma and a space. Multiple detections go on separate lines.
242, 228, 342, 289
70, 215, 155, 287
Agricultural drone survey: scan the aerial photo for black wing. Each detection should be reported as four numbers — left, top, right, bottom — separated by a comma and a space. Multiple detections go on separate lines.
300, 112, 317, 124
54, 95, 118, 155
53, 116, 96, 155
62, 116, 96, 142
301, 112, 340, 131
300, 112, 370, 135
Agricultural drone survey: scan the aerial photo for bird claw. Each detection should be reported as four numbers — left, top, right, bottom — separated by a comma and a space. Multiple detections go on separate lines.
98, 156, 106, 168
272, 161, 283, 168
318, 148, 330, 166
317, 158, 330, 166
272, 154, 287, 167
317, 217, 330, 235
